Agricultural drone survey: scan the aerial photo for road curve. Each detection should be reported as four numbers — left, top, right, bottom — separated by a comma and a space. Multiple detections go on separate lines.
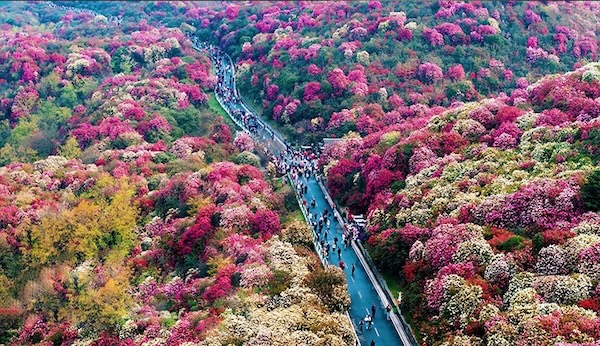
43, 3, 416, 345
191, 40, 410, 346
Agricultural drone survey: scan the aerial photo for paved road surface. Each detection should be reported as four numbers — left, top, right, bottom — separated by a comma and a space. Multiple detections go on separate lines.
300, 174, 405, 346
196, 40, 407, 346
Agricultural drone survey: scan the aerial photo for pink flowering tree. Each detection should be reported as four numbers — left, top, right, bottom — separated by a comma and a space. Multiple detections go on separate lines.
303, 81, 321, 102
418, 62, 443, 84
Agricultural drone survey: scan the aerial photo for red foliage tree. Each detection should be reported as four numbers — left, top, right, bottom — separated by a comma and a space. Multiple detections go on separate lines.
250, 209, 281, 238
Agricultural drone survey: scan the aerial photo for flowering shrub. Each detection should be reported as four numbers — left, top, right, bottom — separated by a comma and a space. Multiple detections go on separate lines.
3, 1, 600, 345
0, 3, 355, 345
233, 132, 255, 153
418, 62, 444, 84
336, 61, 600, 343
199, 1, 600, 143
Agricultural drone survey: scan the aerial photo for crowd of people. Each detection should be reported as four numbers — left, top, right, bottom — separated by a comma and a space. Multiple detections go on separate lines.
281, 148, 365, 267
189, 35, 278, 140
188, 33, 399, 344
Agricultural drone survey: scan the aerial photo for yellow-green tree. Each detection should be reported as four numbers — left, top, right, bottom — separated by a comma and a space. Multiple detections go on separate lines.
28, 200, 102, 265
58, 137, 82, 159
70, 267, 132, 332
94, 176, 139, 264
25, 176, 138, 266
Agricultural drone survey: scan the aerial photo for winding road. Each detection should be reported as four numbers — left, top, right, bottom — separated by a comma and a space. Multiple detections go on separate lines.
191, 40, 413, 346
44, 3, 416, 345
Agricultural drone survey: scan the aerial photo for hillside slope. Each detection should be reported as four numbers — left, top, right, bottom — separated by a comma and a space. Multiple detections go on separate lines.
322, 61, 600, 345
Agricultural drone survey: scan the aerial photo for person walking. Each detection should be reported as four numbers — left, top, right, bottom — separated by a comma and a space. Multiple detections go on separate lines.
337, 247, 341, 258
351, 264, 355, 276
386, 304, 392, 321
365, 314, 372, 330
370, 340, 375, 346
359, 318, 364, 332
371, 303, 377, 319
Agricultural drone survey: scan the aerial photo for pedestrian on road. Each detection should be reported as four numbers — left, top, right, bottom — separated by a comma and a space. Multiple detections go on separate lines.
337, 247, 341, 258
359, 319, 364, 332
339, 261, 345, 270
371, 304, 376, 319
386, 304, 392, 320
351, 264, 356, 276
365, 314, 372, 329
370, 340, 375, 346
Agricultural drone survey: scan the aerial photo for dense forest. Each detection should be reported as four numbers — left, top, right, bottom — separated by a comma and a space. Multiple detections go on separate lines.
0, 2, 353, 345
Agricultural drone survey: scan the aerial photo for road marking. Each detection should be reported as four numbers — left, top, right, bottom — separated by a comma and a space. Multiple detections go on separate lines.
375, 327, 380, 337
357, 291, 362, 299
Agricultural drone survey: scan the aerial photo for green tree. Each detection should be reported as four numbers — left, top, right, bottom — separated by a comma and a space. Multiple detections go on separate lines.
58, 83, 78, 108
581, 170, 600, 211
70, 267, 132, 333
110, 46, 135, 74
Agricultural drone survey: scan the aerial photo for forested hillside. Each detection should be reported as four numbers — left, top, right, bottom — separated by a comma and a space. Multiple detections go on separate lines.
322, 61, 600, 344
172, 1, 600, 144
1, 1, 599, 345
0, 2, 354, 345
